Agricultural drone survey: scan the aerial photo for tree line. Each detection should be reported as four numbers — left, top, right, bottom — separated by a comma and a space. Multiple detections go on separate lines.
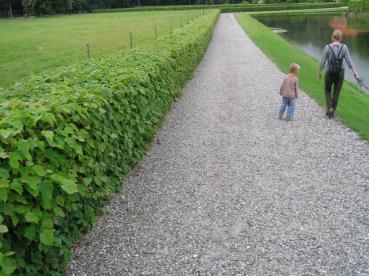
0, 0, 327, 16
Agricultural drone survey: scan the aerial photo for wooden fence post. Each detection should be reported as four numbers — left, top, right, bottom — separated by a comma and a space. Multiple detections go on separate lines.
86, 43, 91, 60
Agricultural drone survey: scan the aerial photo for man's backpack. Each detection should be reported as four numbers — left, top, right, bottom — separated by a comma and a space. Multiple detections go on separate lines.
328, 44, 344, 74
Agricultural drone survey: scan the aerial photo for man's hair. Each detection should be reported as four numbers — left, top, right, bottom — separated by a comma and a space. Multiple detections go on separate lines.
332, 29, 343, 41
290, 63, 300, 73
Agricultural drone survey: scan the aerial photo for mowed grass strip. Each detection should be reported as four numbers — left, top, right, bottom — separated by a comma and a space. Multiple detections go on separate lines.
0, 10, 204, 88
235, 14, 369, 142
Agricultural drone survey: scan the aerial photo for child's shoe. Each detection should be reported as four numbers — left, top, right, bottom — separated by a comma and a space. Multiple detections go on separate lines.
286, 117, 293, 121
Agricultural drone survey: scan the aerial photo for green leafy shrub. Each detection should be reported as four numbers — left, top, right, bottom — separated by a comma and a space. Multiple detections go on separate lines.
0, 10, 219, 275
93, 2, 342, 13
349, 0, 369, 12
220, 2, 341, 12
347, 13, 369, 30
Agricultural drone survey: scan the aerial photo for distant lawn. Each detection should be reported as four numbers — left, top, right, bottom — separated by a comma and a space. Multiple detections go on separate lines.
93, 2, 342, 13
235, 14, 369, 142
0, 10, 204, 88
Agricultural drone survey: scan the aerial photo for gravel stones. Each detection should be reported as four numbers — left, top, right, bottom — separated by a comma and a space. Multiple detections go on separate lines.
68, 14, 369, 275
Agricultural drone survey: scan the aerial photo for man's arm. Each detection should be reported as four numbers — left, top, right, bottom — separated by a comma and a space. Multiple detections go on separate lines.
318, 45, 328, 79
344, 45, 360, 79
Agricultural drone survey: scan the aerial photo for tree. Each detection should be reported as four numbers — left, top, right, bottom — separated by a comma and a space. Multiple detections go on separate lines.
0, 0, 23, 17
21, 0, 89, 15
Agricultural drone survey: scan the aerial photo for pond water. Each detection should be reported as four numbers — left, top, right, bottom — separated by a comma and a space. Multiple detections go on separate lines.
256, 14, 369, 89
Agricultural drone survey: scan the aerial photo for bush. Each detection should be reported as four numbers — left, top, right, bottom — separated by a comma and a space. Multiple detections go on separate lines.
93, 2, 342, 13
0, 10, 219, 275
220, 2, 341, 12
347, 13, 369, 29
349, 0, 369, 12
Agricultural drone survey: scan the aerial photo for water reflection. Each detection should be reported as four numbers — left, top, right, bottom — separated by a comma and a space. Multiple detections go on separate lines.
329, 17, 359, 37
256, 14, 369, 89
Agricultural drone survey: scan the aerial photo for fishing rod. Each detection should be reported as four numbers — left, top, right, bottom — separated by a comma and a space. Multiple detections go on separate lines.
357, 78, 369, 91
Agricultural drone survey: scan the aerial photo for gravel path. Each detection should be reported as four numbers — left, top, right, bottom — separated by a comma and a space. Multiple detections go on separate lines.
68, 14, 369, 275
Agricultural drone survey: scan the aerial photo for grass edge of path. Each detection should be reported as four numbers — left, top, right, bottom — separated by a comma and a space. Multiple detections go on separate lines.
235, 13, 369, 143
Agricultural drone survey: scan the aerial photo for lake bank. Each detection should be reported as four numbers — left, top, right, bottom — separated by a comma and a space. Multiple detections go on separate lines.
235, 13, 369, 142
255, 13, 369, 88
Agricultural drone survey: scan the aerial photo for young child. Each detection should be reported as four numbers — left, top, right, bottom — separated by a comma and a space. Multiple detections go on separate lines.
279, 63, 300, 121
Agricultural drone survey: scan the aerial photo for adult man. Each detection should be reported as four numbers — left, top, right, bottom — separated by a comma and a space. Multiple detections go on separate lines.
318, 29, 360, 119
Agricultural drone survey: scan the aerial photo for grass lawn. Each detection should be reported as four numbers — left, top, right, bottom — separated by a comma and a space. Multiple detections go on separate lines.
235, 14, 369, 142
93, 2, 342, 13
0, 10, 204, 88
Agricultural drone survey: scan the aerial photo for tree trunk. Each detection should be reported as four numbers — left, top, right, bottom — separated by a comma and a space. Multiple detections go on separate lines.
9, 3, 13, 18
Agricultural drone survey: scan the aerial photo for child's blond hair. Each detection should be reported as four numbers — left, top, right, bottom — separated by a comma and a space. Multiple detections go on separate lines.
290, 63, 300, 73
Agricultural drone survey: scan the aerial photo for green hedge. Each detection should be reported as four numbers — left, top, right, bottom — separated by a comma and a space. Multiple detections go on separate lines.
251, 7, 347, 16
0, 10, 219, 275
347, 13, 369, 29
221, 2, 341, 12
349, 0, 369, 12
93, 2, 342, 13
